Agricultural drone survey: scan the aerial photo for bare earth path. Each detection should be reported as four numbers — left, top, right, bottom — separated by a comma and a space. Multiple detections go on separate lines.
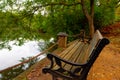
18, 22, 120, 80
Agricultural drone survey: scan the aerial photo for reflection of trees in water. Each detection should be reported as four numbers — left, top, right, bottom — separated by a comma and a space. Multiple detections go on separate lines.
0, 57, 39, 80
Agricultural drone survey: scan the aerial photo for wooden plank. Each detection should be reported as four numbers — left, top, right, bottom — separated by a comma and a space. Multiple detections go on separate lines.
87, 31, 101, 57
63, 41, 84, 71
76, 43, 89, 64
67, 42, 84, 63
70, 43, 89, 73
96, 30, 103, 39
59, 39, 79, 58
59, 40, 82, 70
52, 40, 79, 70
62, 40, 82, 60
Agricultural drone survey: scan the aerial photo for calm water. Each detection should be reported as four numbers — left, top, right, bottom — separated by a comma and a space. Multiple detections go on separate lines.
0, 40, 45, 70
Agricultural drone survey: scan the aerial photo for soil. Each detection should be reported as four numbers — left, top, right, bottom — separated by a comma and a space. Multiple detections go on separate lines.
26, 22, 120, 80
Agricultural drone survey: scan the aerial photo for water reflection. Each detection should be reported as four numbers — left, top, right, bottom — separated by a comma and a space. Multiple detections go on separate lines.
0, 38, 54, 80
0, 38, 54, 70
0, 41, 40, 70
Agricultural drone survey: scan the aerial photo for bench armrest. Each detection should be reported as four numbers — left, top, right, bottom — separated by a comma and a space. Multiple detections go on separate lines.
47, 53, 88, 69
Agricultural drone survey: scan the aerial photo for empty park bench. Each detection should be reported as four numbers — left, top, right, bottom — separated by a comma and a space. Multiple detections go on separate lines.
42, 30, 109, 80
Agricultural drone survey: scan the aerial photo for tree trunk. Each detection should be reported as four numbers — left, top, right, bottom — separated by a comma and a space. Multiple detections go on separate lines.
81, 0, 95, 38
88, 17, 94, 38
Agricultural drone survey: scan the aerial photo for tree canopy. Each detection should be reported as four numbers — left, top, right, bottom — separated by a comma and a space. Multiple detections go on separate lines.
0, 0, 119, 49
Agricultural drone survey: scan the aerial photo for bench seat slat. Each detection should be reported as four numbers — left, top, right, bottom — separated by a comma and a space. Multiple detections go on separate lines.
58, 40, 79, 58
74, 43, 89, 64
70, 43, 89, 74
63, 42, 84, 71
53, 40, 79, 70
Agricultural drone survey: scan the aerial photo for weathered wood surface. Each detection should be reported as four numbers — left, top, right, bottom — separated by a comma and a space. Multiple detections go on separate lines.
42, 30, 110, 80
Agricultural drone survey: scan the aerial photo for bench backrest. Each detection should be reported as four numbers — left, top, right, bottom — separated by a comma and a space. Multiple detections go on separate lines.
80, 30, 109, 79
86, 30, 103, 60
80, 30, 104, 63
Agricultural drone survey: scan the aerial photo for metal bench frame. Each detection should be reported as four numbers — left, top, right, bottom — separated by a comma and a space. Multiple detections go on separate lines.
42, 30, 109, 80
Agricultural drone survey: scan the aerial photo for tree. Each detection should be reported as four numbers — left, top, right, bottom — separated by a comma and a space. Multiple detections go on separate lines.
81, 0, 95, 37
0, 0, 119, 49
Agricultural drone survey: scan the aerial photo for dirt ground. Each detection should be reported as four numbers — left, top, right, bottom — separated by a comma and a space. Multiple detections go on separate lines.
26, 22, 120, 80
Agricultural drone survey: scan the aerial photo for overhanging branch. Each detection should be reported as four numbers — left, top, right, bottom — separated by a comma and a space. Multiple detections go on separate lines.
40, 2, 81, 7
32, 2, 81, 11
81, 0, 90, 19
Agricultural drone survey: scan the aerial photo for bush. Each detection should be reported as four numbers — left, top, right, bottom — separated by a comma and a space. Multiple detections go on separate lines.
94, 1, 116, 29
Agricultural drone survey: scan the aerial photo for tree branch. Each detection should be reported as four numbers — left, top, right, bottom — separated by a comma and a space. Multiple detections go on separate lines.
32, 2, 81, 10
81, 0, 90, 20
42, 2, 81, 7
90, 0, 94, 18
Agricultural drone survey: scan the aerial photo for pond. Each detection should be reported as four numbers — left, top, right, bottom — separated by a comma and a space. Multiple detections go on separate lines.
0, 39, 49, 70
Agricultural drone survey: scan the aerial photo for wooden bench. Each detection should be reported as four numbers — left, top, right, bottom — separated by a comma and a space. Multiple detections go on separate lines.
42, 30, 109, 80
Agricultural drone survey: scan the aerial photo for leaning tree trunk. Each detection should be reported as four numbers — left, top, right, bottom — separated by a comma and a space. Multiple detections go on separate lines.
88, 16, 94, 38
81, 0, 95, 38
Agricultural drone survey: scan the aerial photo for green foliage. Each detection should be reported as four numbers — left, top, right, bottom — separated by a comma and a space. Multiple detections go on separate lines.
41, 5, 88, 37
94, 0, 118, 29
0, 0, 118, 48
115, 6, 120, 21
